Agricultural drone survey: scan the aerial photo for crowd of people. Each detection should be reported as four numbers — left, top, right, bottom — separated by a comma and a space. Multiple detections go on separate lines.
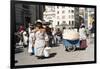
15, 19, 95, 59
15, 20, 64, 59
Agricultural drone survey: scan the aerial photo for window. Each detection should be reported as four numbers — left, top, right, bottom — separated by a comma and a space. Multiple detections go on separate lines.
62, 16, 65, 19
57, 6, 59, 9
62, 10, 65, 14
49, 20, 53, 23
62, 21, 66, 23
69, 15, 70, 18
72, 15, 74, 19
57, 21, 59, 25
69, 21, 71, 25
23, 4, 29, 9
57, 16, 59, 19
62, 6, 65, 8
69, 10, 70, 13
57, 11, 59, 14
72, 21, 74, 25
52, 15, 55, 18
71, 10, 74, 13
51, 7, 55, 12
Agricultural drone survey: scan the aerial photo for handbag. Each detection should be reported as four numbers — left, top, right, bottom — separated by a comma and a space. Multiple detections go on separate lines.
43, 47, 51, 57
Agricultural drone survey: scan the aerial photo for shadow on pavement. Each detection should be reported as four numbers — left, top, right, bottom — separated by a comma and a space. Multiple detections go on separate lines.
40, 53, 57, 59
51, 44, 61, 47
75, 48, 86, 51
49, 53, 57, 58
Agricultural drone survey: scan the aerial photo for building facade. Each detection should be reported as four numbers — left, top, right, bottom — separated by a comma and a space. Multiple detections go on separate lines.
43, 6, 56, 28
15, 3, 45, 30
43, 6, 79, 30
43, 5, 95, 30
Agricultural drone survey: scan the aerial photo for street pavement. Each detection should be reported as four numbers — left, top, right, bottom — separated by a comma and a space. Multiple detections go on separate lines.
15, 37, 95, 66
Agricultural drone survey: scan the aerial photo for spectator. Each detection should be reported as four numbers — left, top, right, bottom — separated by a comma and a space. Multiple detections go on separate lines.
45, 26, 53, 47
28, 26, 35, 56
56, 28, 62, 44
23, 30, 28, 47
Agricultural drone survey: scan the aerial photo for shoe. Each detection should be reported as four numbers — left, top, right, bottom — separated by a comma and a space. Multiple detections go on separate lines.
30, 53, 34, 56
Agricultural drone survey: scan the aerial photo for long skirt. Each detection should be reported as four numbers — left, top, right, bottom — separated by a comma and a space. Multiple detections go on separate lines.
23, 36, 28, 45
34, 40, 45, 57
28, 37, 33, 53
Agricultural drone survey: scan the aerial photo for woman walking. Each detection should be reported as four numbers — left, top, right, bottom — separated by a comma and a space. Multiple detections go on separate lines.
28, 26, 35, 56
33, 21, 49, 59
56, 28, 62, 44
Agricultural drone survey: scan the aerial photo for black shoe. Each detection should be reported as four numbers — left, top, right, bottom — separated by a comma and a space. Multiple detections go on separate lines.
30, 53, 34, 56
